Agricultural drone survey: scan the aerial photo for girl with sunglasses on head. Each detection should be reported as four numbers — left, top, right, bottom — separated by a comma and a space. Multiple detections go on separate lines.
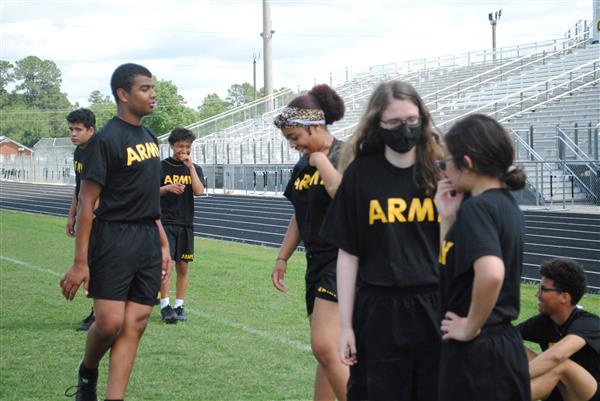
435, 113, 530, 401
272, 84, 349, 401
321, 80, 443, 400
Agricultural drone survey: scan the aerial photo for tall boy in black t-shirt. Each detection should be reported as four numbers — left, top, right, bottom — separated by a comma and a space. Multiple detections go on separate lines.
60, 63, 171, 401
66, 108, 97, 332
159, 127, 205, 323
518, 258, 600, 401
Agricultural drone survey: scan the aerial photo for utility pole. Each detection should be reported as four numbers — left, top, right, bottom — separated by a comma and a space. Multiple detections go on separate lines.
488, 9, 502, 62
261, 0, 274, 111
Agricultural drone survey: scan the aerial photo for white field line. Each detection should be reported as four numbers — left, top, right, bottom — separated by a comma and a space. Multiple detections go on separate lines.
0, 255, 311, 352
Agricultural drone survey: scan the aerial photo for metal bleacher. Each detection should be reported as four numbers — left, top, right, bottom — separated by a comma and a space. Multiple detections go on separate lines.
181, 22, 598, 206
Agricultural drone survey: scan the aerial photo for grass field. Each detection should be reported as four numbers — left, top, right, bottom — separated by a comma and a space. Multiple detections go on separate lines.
1, 210, 598, 401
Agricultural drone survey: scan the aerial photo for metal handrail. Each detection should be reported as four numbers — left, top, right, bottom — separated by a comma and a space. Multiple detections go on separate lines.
429, 35, 594, 111
439, 61, 600, 127
511, 130, 600, 204
498, 76, 600, 123
157, 88, 294, 141
555, 158, 598, 200
556, 126, 599, 174
191, 32, 593, 146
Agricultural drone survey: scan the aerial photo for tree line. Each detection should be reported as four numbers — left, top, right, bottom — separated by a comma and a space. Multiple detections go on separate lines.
0, 56, 281, 147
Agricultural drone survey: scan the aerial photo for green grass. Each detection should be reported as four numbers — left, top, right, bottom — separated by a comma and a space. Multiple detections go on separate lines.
0, 210, 598, 400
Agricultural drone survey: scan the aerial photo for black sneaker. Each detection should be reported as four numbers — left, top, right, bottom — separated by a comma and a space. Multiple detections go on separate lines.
174, 306, 187, 321
77, 311, 95, 332
64, 362, 98, 401
160, 305, 178, 324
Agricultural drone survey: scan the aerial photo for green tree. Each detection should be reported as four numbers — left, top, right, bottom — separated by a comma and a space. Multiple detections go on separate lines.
225, 82, 264, 107
0, 60, 14, 95
143, 77, 200, 136
88, 90, 115, 130
0, 56, 71, 146
197, 93, 230, 120
13, 55, 70, 110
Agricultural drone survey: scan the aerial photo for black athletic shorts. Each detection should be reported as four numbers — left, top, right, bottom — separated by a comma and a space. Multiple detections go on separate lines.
88, 219, 162, 306
348, 285, 441, 401
438, 323, 530, 401
164, 224, 194, 262
305, 251, 337, 316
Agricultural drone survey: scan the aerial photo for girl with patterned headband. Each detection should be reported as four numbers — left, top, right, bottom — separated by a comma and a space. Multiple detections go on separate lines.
271, 84, 349, 401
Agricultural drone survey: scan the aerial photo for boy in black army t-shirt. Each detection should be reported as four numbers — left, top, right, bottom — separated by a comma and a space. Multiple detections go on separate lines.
158, 127, 205, 323
61, 63, 171, 401
65, 108, 97, 331
518, 258, 600, 401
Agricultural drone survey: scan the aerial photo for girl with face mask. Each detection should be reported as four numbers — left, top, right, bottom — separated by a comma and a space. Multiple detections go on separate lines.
321, 80, 444, 400
272, 84, 349, 401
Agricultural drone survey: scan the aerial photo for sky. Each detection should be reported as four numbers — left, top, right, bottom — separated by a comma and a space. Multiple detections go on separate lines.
0, 0, 595, 110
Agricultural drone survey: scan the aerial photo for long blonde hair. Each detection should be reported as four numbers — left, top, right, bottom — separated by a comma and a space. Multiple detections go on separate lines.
338, 80, 443, 196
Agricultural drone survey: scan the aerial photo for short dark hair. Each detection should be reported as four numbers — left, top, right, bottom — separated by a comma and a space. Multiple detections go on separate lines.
168, 127, 195, 145
539, 258, 587, 304
66, 108, 96, 129
110, 63, 152, 103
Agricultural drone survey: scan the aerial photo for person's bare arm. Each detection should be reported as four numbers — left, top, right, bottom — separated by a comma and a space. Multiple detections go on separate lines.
60, 180, 101, 300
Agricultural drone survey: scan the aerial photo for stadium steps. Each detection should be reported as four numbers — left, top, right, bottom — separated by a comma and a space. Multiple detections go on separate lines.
1, 181, 598, 290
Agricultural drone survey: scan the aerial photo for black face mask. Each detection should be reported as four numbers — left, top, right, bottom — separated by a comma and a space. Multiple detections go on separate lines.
377, 123, 422, 153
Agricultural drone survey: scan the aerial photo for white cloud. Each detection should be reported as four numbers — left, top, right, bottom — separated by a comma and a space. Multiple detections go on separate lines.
0, 0, 594, 110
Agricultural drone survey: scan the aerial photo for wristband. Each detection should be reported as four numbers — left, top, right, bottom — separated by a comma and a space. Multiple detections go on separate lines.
276, 257, 287, 263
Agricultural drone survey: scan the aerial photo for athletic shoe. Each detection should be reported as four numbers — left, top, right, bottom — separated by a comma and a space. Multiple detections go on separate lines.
77, 313, 95, 332
160, 305, 178, 324
64, 362, 98, 401
174, 305, 187, 321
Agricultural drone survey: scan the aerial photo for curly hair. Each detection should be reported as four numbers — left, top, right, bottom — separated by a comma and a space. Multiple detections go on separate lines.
168, 127, 195, 145
539, 258, 587, 304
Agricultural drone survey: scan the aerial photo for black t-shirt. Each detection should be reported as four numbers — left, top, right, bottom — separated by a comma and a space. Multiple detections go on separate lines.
81, 117, 161, 221
73, 146, 85, 199
440, 188, 524, 326
284, 139, 343, 259
160, 157, 205, 227
320, 153, 440, 288
518, 309, 600, 401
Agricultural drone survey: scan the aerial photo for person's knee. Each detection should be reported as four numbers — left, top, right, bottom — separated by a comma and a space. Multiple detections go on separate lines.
311, 337, 338, 367
176, 262, 188, 275
93, 316, 123, 340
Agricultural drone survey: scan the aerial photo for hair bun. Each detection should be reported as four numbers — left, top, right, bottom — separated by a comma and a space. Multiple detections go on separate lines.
308, 84, 345, 125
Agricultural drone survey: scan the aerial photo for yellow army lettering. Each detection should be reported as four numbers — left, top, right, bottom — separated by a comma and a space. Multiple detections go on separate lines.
368, 198, 438, 225
163, 175, 192, 185
317, 286, 337, 298
180, 254, 193, 260
294, 171, 324, 191
126, 142, 160, 166
439, 240, 454, 266
74, 161, 84, 174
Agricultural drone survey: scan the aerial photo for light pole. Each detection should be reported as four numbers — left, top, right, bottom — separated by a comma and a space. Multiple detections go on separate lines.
488, 8, 502, 62
252, 51, 261, 101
